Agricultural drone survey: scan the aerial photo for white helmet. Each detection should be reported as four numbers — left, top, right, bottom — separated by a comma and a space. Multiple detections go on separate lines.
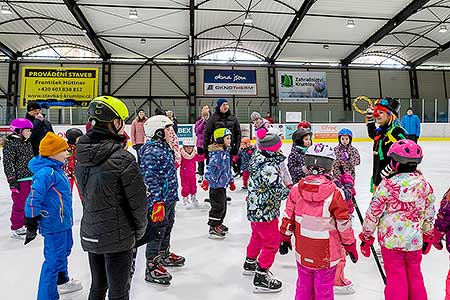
305, 143, 336, 172
183, 138, 195, 147
144, 115, 173, 138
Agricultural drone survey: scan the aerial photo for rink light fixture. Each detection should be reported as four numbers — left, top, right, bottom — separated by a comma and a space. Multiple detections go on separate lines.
244, 14, 254, 25
346, 19, 355, 29
140, 38, 146, 44
323, 44, 329, 50
1, 5, 12, 14
129, 8, 138, 19
439, 24, 448, 33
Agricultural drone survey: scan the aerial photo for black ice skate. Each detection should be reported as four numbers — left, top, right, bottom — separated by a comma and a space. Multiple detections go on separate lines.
209, 225, 226, 239
220, 224, 229, 234
253, 267, 282, 293
161, 251, 185, 267
242, 257, 257, 276
145, 256, 172, 286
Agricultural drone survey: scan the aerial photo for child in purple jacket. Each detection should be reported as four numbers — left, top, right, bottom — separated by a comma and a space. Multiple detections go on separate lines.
287, 127, 312, 184
195, 106, 210, 181
332, 128, 360, 179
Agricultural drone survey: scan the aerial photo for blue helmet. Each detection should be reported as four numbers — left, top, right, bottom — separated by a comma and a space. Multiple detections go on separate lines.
338, 128, 353, 137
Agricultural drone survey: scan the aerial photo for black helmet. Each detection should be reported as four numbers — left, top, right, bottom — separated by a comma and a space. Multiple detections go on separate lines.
66, 128, 83, 145
292, 128, 312, 147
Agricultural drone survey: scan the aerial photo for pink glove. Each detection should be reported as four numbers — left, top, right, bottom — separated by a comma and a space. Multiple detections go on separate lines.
432, 228, 446, 250
359, 232, 375, 257
343, 243, 358, 263
422, 232, 434, 255
232, 155, 238, 163
340, 173, 354, 186
229, 182, 236, 191
248, 149, 253, 155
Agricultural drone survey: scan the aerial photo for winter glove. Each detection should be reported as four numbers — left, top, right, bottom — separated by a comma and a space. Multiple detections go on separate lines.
9, 181, 19, 193
229, 182, 236, 191
201, 180, 209, 191
248, 149, 253, 155
151, 202, 165, 223
431, 228, 446, 250
381, 164, 395, 179
340, 173, 354, 186
343, 243, 359, 263
24, 216, 40, 245
232, 155, 239, 163
422, 232, 434, 255
279, 234, 292, 255
359, 232, 375, 257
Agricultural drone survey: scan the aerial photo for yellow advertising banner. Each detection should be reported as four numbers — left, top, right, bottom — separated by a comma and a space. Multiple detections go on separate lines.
20, 67, 99, 108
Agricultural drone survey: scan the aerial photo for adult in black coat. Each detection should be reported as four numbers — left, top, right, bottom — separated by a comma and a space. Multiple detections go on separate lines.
75, 96, 148, 299
25, 101, 54, 156
203, 98, 241, 157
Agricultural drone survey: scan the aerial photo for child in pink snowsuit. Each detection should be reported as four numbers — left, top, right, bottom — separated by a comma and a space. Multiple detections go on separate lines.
280, 143, 358, 300
360, 140, 435, 300
180, 138, 204, 209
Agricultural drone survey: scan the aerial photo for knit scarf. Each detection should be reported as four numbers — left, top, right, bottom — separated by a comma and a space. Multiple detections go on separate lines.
181, 148, 196, 160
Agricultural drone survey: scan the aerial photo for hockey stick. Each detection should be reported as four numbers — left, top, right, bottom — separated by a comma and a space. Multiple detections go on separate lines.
339, 166, 387, 285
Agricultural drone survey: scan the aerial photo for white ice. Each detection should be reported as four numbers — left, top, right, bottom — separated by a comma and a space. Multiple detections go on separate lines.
0, 142, 449, 300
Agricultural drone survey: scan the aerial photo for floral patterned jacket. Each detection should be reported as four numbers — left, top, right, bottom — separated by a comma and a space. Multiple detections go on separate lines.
434, 188, 450, 252
362, 171, 435, 251
332, 144, 360, 178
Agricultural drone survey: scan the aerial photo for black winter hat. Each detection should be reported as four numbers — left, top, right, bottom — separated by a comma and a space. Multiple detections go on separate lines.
27, 101, 41, 112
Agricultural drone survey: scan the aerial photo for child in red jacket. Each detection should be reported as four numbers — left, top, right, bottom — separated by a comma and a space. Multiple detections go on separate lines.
180, 138, 204, 209
65, 128, 83, 198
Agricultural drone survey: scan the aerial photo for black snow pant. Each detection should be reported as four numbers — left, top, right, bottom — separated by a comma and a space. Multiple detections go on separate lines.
208, 188, 227, 227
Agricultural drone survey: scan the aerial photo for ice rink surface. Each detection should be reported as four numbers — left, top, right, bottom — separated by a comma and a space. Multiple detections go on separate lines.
0, 141, 449, 299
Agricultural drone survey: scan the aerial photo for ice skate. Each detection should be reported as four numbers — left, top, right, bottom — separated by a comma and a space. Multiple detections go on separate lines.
57, 279, 83, 295
220, 224, 229, 234
253, 267, 282, 293
197, 174, 203, 183
190, 194, 199, 208
145, 257, 172, 286
242, 257, 257, 276
209, 225, 226, 239
10, 227, 26, 240
181, 196, 192, 210
334, 281, 355, 294
375, 247, 384, 263
161, 251, 185, 267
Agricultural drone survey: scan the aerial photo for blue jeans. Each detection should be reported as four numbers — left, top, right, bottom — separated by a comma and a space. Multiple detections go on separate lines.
38, 229, 73, 300
145, 202, 176, 259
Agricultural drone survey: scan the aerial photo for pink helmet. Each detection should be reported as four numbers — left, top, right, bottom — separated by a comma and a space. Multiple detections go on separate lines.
387, 139, 423, 165
10, 118, 33, 134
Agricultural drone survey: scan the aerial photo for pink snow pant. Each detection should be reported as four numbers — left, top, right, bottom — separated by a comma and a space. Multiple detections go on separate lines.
10, 180, 31, 230
334, 246, 349, 286
296, 263, 337, 300
446, 267, 450, 300
246, 218, 280, 269
381, 246, 427, 300
180, 173, 197, 197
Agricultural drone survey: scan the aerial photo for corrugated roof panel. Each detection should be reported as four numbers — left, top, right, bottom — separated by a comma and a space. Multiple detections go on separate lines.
309, 0, 412, 18
409, 5, 450, 21
293, 16, 387, 43
0, 34, 46, 52
278, 43, 357, 62
196, 10, 245, 34
10, 1, 78, 25
0, 19, 36, 33
79, 0, 188, 7
425, 48, 450, 65
102, 37, 188, 58
251, 0, 298, 13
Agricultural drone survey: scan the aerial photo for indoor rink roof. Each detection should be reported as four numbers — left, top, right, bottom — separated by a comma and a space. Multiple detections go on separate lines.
1, 0, 450, 68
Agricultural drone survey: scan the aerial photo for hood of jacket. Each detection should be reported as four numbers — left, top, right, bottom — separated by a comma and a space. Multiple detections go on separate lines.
388, 172, 426, 203
28, 155, 64, 173
76, 127, 125, 167
208, 143, 225, 152
299, 175, 336, 203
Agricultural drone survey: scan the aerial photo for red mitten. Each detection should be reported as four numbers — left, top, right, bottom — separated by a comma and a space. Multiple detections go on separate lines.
151, 202, 165, 223
432, 228, 446, 250
359, 232, 375, 257
201, 180, 209, 191
343, 243, 359, 263
422, 232, 434, 254
229, 182, 236, 191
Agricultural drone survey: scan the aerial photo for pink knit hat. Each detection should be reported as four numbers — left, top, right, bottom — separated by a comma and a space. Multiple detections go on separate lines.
256, 128, 282, 152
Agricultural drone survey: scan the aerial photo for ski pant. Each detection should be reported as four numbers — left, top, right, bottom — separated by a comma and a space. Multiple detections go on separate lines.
180, 172, 197, 197
381, 246, 427, 300
246, 218, 280, 270
88, 250, 133, 300
208, 188, 226, 227
296, 263, 337, 300
145, 202, 176, 260
242, 170, 249, 188
446, 265, 450, 300
10, 180, 31, 230
38, 229, 73, 300
334, 246, 350, 286
197, 160, 205, 176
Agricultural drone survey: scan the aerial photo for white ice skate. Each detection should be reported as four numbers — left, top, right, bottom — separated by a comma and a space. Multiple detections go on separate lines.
334, 283, 355, 294
375, 247, 384, 264
58, 278, 83, 295
197, 174, 203, 183
182, 197, 192, 210
190, 194, 199, 208
11, 227, 26, 240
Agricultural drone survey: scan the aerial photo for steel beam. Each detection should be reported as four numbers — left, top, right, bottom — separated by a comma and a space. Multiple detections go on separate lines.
409, 69, 419, 99
6, 61, 20, 122
341, 68, 352, 111
188, 64, 196, 123
410, 41, 450, 67
341, 0, 431, 66
269, 0, 316, 63
102, 60, 112, 95
268, 66, 277, 119
189, 0, 195, 63
63, 0, 109, 59
0, 42, 18, 60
